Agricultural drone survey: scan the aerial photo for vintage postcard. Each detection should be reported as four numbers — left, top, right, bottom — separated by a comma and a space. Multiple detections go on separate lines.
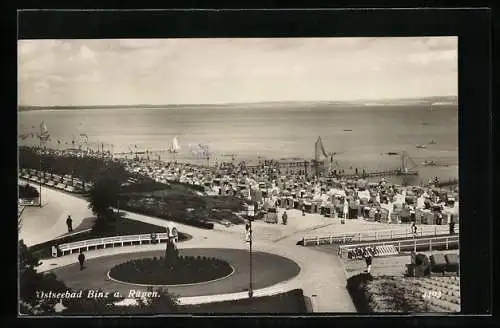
18, 37, 459, 315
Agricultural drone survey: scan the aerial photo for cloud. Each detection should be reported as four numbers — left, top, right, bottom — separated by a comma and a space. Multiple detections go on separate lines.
407, 48, 457, 66
422, 37, 457, 51
79, 45, 97, 61
17, 37, 457, 106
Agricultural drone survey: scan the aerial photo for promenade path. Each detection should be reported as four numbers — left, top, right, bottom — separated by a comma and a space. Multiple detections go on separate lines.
25, 185, 358, 312
19, 181, 94, 246
50, 248, 301, 298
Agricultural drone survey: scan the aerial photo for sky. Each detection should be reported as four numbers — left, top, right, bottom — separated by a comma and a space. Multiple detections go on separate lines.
18, 37, 457, 106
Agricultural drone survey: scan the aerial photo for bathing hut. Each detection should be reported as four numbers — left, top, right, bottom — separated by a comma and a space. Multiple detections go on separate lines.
265, 207, 278, 224
284, 196, 294, 209
367, 207, 378, 221
302, 198, 313, 213
379, 208, 390, 222
420, 209, 434, 224
348, 198, 359, 219
311, 199, 322, 213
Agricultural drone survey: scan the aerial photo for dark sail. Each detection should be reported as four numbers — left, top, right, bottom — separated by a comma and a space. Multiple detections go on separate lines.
315, 137, 328, 162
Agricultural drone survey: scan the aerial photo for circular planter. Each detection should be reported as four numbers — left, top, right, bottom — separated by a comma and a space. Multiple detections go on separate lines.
108, 255, 234, 286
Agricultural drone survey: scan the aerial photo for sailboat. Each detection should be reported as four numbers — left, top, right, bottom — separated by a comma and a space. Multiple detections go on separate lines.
170, 136, 180, 152
169, 136, 181, 161
38, 121, 50, 148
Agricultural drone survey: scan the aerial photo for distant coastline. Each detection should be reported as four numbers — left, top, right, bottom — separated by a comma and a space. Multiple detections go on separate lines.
18, 96, 457, 112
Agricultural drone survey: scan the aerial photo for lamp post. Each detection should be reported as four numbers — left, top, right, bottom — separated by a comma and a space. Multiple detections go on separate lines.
247, 203, 255, 298
39, 141, 43, 207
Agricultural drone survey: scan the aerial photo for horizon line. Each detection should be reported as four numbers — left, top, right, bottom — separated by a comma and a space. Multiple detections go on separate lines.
19, 95, 458, 108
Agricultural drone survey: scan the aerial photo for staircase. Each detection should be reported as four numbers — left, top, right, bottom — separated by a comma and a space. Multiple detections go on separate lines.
375, 245, 399, 257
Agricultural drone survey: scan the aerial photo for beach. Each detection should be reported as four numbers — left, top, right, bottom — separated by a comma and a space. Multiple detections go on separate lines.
18, 103, 458, 185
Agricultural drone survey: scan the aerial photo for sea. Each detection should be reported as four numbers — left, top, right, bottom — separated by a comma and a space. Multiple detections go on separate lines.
18, 104, 459, 186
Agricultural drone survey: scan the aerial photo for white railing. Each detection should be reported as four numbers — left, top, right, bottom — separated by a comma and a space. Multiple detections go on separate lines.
337, 235, 460, 258
53, 232, 179, 257
301, 224, 459, 246
18, 199, 40, 207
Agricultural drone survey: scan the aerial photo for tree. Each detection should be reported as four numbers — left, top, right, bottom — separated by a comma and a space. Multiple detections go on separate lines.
19, 240, 68, 315
136, 288, 179, 314
87, 174, 121, 234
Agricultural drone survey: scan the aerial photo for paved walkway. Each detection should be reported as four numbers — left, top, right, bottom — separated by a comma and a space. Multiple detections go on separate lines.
48, 248, 300, 298
19, 181, 94, 246
27, 186, 357, 312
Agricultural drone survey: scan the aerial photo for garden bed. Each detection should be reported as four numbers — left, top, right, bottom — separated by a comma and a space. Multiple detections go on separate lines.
18, 183, 40, 199
108, 256, 233, 285
180, 289, 308, 313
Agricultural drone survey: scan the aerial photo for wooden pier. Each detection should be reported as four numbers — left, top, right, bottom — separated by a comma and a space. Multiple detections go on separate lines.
340, 169, 419, 180
319, 143, 420, 179
435, 179, 459, 188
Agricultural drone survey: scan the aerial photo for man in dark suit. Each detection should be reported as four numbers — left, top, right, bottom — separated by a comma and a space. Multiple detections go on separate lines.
78, 250, 85, 270
66, 215, 73, 233
364, 250, 373, 274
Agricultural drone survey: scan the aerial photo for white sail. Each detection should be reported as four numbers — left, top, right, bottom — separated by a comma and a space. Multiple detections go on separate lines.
40, 121, 48, 134
170, 136, 180, 153
39, 121, 50, 141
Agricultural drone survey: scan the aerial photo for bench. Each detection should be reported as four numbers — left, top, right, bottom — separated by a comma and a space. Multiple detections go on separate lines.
302, 234, 357, 246
55, 232, 179, 257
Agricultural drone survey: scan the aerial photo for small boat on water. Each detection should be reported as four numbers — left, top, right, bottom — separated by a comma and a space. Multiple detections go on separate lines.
416, 145, 426, 149
343, 129, 353, 132
429, 140, 436, 144
422, 160, 438, 166
386, 152, 399, 156
169, 136, 181, 153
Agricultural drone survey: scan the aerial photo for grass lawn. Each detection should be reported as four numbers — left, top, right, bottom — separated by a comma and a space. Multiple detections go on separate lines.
29, 217, 192, 259
121, 187, 246, 227
18, 183, 40, 199
179, 289, 308, 313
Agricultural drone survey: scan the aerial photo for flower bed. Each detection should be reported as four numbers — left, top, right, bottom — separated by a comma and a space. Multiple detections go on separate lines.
180, 289, 308, 313
108, 256, 233, 285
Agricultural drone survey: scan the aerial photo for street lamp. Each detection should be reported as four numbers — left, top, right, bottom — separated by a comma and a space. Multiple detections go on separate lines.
247, 203, 255, 298
38, 142, 43, 207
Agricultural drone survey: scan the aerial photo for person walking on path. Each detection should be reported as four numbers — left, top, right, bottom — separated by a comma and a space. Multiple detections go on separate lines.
282, 211, 288, 225
301, 205, 306, 216
66, 215, 73, 233
78, 250, 85, 271
245, 221, 251, 242
363, 250, 373, 274
411, 221, 418, 237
